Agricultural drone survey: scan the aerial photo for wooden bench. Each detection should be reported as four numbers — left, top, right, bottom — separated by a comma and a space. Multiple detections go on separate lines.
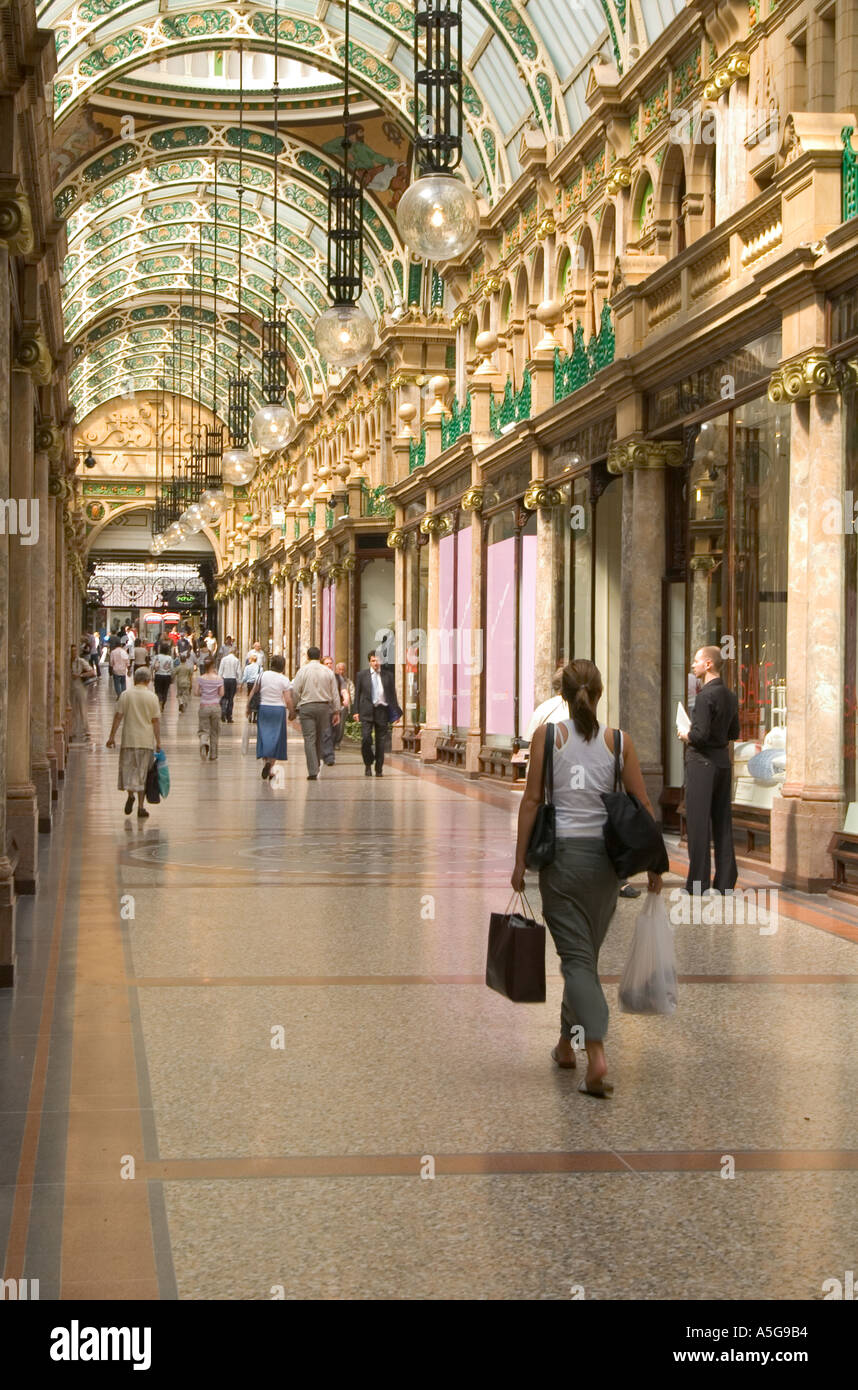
478, 745, 516, 780
436, 735, 466, 768
828, 830, 858, 897
401, 727, 421, 755
677, 801, 771, 861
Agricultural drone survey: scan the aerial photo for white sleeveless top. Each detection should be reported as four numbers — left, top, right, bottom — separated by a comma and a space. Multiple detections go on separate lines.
550, 719, 624, 838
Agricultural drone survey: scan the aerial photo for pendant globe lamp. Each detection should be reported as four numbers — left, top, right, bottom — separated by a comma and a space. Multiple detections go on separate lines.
251, 1, 296, 455
226, 44, 252, 457
199, 488, 227, 523
396, 1, 479, 262
314, 0, 375, 368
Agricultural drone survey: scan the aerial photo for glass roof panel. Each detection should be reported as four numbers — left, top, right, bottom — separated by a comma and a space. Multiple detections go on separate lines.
473, 38, 531, 140
526, 0, 605, 85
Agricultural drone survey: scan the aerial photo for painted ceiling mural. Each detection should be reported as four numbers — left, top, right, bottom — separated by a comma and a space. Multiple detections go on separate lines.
39, 0, 685, 418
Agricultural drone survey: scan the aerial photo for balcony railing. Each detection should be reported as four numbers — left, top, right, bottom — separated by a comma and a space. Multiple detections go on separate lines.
554, 303, 615, 403
843, 126, 858, 222
361, 483, 394, 518
441, 392, 472, 450
409, 428, 427, 472
489, 368, 532, 437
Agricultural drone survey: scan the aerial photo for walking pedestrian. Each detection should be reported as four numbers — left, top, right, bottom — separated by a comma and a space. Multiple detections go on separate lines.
204, 629, 218, 658
193, 656, 224, 761
353, 649, 400, 777
242, 651, 261, 720
151, 642, 173, 711
290, 647, 341, 780
109, 640, 130, 698
256, 654, 296, 781
174, 648, 193, 712
70, 644, 94, 742
333, 661, 352, 752
511, 659, 663, 1097
244, 639, 265, 672
218, 647, 241, 723
132, 636, 149, 672
105, 666, 162, 821
678, 645, 740, 894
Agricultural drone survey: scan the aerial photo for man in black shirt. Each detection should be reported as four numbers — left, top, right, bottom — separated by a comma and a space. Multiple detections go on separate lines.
679, 646, 740, 893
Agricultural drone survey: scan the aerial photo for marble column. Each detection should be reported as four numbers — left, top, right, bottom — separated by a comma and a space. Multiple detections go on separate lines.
533, 496, 562, 701
271, 578, 284, 656
0, 245, 16, 981
30, 446, 52, 831
614, 441, 675, 816
419, 526, 441, 762
464, 501, 484, 776
53, 492, 67, 778
391, 543, 406, 752
334, 572, 349, 672
45, 490, 58, 798
7, 368, 38, 893
770, 385, 845, 890
299, 579, 312, 659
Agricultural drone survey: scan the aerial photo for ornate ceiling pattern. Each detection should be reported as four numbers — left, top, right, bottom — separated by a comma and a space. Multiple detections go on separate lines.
40, 0, 685, 424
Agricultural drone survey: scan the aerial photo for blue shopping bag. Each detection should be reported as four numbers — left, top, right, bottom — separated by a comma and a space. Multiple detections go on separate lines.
155, 748, 170, 799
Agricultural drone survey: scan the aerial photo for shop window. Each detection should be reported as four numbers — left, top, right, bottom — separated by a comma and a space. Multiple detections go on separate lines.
842, 381, 858, 804
484, 508, 537, 745
438, 517, 473, 736
554, 476, 592, 665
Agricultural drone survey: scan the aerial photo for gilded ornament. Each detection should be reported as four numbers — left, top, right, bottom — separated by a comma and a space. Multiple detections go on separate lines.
0, 177, 34, 255
342, 552, 357, 571
606, 161, 632, 196
768, 353, 839, 402
461, 486, 485, 511
386, 528, 406, 549
535, 211, 557, 240
523, 481, 562, 509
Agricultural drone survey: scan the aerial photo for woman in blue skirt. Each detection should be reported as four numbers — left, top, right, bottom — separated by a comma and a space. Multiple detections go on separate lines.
256, 654, 296, 780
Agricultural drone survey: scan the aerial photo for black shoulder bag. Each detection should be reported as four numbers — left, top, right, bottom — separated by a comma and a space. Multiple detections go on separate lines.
601, 729, 669, 878
524, 724, 556, 869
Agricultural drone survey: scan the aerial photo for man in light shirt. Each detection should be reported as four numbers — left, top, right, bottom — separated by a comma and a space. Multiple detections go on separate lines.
290, 646, 341, 780
523, 668, 566, 743
218, 648, 242, 723
109, 640, 130, 698
245, 639, 265, 672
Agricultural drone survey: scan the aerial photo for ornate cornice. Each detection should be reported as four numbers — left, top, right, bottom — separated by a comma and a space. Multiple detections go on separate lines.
0, 176, 34, 256
605, 160, 632, 196
704, 52, 750, 101
14, 325, 53, 384
607, 439, 683, 474
523, 480, 562, 510
461, 486, 485, 512
767, 352, 854, 402
419, 512, 453, 536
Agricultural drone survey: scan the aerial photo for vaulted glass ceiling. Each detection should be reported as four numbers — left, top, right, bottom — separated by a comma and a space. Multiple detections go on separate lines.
40, 0, 686, 421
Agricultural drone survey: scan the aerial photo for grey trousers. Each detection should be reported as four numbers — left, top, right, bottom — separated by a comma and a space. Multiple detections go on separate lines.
198, 704, 220, 758
538, 837, 620, 1042
298, 702, 332, 776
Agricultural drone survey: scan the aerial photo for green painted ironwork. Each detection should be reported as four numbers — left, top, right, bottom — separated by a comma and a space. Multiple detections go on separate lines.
554, 304, 615, 404
431, 269, 445, 309
843, 128, 858, 222
325, 506, 335, 530
361, 483, 394, 518
441, 393, 472, 450
407, 261, 422, 306
307, 505, 316, 529
409, 428, 427, 472
294, 518, 300, 540
489, 369, 532, 437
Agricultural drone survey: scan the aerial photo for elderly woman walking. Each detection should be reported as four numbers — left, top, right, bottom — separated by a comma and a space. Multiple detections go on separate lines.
512, 659, 662, 1098
106, 666, 162, 820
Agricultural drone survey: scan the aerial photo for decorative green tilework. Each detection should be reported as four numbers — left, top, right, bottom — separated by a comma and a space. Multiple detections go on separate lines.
673, 47, 702, 105
489, 0, 537, 60
407, 262, 422, 306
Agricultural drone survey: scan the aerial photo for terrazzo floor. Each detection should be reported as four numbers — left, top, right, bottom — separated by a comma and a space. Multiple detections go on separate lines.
2, 679, 857, 1301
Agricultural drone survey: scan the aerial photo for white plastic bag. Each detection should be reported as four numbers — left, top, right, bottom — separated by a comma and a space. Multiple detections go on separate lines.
618, 893, 678, 1015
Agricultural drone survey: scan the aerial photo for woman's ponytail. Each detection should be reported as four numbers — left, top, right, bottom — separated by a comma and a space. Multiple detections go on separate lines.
560, 659, 603, 742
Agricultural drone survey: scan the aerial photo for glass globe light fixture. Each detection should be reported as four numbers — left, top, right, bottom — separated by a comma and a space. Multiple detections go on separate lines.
396, 174, 480, 262
314, 303, 375, 368
165, 521, 185, 548
199, 489, 227, 522
250, 402, 295, 455
181, 502, 205, 534
221, 447, 257, 487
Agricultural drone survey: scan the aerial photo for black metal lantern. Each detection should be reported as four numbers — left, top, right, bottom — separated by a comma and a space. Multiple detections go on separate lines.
313, 0, 375, 368
396, 1, 480, 262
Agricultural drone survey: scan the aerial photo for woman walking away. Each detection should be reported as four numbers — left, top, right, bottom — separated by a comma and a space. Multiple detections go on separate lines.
174, 648, 193, 712
70, 644, 94, 742
151, 641, 173, 711
193, 656, 224, 761
511, 659, 662, 1098
106, 666, 162, 820
256, 654, 295, 781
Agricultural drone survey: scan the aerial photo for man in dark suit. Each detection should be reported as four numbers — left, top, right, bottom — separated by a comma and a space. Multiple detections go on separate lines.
354, 649, 401, 777
679, 645, 740, 894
